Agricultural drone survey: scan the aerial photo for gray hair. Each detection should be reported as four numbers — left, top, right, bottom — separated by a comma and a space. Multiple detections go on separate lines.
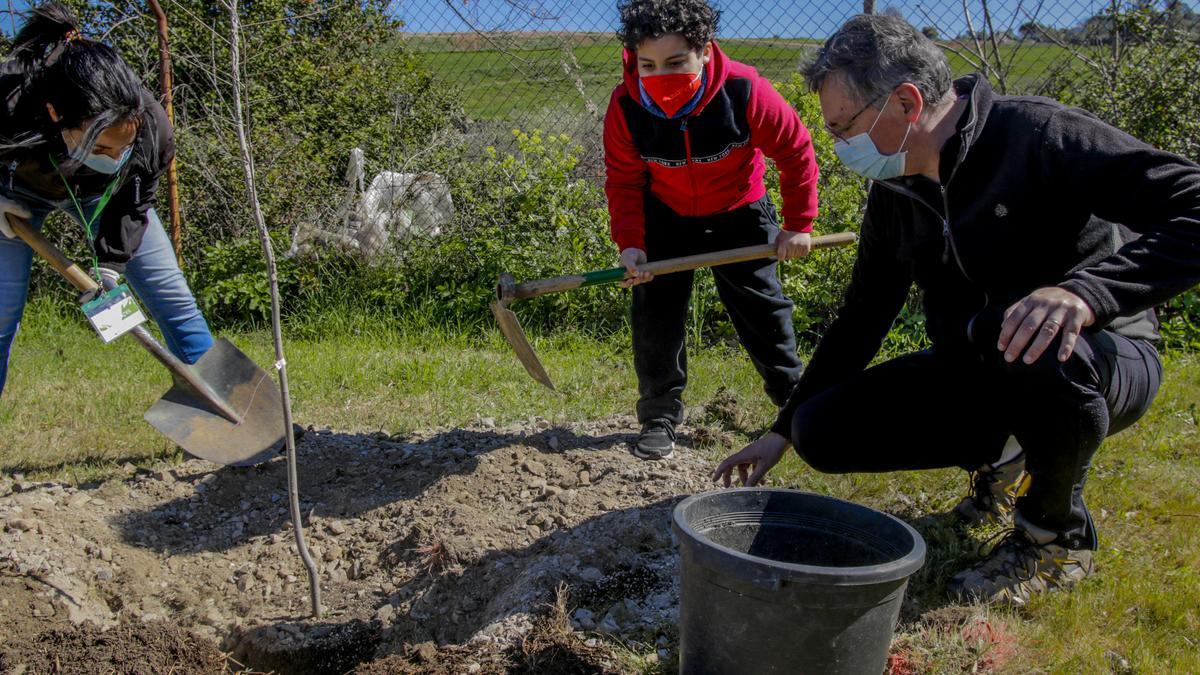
803, 14, 953, 107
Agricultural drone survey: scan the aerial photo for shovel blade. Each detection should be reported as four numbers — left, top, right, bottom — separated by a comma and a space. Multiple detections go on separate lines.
491, 301, 555, 390
144, 338, 285, 466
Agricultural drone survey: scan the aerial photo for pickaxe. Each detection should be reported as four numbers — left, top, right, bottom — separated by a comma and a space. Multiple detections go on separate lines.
491, 231, 858, 389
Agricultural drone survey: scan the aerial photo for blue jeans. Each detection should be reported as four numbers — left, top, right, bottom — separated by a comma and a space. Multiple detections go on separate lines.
0, 186, 213, 397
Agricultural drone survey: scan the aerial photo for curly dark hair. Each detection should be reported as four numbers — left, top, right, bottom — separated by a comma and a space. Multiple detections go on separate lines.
616, 0, 721, 52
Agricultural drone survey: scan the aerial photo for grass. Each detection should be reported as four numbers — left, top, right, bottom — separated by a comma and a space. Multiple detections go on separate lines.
2, 300, 1196, 671
399, 35, 822, 121
398, 33, 1080, 122
0, 300, 768, 481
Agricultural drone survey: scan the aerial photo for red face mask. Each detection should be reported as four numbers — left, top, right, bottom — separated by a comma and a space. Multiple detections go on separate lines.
641, 71, 703, 117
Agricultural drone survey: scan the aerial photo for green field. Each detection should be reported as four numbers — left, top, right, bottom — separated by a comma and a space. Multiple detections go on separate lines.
398, 32, 1082, 122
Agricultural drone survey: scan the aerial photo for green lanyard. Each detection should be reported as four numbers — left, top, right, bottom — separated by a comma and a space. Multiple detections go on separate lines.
48, 154, 121, 283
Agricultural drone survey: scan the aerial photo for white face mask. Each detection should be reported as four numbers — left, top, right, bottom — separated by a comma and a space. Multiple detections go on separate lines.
61, 131, 133, 175
832, 96, 912, 181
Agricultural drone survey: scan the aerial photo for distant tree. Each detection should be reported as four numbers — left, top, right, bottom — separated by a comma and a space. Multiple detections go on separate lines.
922, 26, 940, 40
1018, 21, 1044, 41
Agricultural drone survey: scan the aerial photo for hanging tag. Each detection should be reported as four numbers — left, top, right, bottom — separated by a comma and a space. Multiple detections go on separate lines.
80, 283, 146, 343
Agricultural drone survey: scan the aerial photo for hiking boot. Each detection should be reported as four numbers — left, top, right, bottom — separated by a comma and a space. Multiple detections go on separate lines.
953, 452, 1029, 527
946, 526, 1095, 605
634, 419, 676, 460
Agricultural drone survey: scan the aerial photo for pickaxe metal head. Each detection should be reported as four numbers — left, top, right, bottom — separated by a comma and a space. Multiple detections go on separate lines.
490, 233, 859, 390
492, 273, 555, 390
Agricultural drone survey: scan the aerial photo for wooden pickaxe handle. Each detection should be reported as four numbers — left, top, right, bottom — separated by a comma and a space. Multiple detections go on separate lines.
501, 231, 858, 303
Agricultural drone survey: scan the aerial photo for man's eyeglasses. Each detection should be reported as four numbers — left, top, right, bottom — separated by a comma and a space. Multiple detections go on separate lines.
824, 91, 889, 142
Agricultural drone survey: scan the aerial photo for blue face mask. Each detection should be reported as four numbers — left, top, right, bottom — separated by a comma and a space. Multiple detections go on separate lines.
82, 146, 132, 175
61, 131, 133, 175
833, 96, 912, 181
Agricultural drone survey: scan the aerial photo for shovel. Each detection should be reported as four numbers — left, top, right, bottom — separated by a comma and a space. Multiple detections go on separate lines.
6, 214, 285, 466
492, 231, 858, 390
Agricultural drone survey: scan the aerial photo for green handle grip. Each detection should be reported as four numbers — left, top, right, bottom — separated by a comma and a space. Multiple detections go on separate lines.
580, 267, 628, 287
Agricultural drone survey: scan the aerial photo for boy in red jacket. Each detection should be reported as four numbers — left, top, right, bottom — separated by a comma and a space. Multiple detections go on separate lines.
606, 0, 820, 460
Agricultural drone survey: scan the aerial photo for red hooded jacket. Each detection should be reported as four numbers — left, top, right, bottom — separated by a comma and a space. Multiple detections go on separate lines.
603, 43, 820, 252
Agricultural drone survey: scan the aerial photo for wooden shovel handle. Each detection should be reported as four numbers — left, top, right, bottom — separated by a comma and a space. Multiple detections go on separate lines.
5, 214, 100, 293
6, 214, 244, 424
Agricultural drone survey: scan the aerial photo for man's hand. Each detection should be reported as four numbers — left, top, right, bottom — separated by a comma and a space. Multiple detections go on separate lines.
711, 432, 791, 487
776, 230, 813, 261
620, 247, 653, 288
998, 287, 1096, 364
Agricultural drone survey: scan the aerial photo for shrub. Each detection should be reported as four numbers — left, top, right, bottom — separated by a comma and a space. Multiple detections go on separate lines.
1054, 7, 1200, 350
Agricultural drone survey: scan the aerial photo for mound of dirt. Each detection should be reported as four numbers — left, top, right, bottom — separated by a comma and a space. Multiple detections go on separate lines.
0, 617, 228, 674
356, 589, 628, 675
0, 414, 720, 672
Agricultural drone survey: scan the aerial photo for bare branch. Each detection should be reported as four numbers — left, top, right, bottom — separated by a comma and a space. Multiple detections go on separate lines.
439, 0, 532, 67
916, 4, 1001, 82
561, 43, 599, 120
101, 12, 146, 40
980, 0, 1006, 91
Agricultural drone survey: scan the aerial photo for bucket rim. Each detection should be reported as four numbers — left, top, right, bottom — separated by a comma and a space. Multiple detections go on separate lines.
672, 488, 927, 586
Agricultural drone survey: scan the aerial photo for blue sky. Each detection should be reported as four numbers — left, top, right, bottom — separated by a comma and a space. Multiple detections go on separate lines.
389, 0, 1161, 38
3, 0, 1196, 40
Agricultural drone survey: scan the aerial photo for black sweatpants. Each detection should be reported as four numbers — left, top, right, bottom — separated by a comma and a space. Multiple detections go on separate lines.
632, 196, 803, 425
787, 309, 1162, 550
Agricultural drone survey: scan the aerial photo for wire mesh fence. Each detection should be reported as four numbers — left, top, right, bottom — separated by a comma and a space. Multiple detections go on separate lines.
3, 0, 1195, 180
2, 0, 1198, 266
380, 0, 1199, 175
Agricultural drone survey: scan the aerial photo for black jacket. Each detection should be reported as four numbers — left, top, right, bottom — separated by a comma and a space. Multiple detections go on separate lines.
773, 74, 1200, 437
0, 76, 174, 270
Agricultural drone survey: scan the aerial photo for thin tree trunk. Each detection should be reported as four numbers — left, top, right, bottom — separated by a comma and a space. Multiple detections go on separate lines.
226, 0, 322, 619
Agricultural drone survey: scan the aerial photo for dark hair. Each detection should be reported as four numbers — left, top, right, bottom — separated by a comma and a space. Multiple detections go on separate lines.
802, 14, 952, 107
616, 0, 720, 52
4, 2, 149, 173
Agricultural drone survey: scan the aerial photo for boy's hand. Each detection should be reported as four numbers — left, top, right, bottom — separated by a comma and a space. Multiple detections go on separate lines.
620, 248, 654, 287
776, 231, 812, 260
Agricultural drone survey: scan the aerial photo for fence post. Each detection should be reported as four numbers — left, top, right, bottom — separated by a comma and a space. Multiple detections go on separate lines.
147, 0, 184, 266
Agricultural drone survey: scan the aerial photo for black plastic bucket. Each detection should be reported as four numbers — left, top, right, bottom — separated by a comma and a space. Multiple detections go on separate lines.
672, 489, 926, 674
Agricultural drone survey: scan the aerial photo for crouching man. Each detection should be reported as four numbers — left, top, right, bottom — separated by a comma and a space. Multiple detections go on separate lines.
713, 14, 1200, 604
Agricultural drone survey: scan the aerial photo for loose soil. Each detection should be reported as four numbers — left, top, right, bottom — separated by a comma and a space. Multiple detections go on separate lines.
1, 413, 714, 673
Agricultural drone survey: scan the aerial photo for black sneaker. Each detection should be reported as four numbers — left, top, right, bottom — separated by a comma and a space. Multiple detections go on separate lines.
634, 419, 676, 460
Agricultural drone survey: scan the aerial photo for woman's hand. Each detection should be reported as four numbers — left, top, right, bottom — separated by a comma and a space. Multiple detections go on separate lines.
0, 196, 33, 239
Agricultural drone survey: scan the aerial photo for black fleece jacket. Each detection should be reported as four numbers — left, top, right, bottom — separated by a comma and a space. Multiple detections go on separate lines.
0, 76, 174, 271
773, 74, 1200, 437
